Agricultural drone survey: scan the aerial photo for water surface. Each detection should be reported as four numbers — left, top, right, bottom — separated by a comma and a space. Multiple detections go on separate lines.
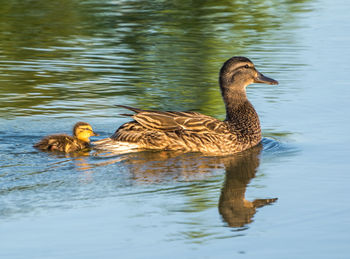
1, 0, 350, 258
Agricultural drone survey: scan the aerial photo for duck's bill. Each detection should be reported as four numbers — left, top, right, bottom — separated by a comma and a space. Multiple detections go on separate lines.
254, 72, 279, 85
92, 132, 100, 136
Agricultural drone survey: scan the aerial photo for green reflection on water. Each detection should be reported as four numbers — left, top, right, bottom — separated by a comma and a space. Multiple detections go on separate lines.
0, 0, 311, 236
0, 0, 311, 118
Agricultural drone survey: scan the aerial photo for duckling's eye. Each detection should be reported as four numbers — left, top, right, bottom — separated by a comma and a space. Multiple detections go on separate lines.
244, 64, 250, 69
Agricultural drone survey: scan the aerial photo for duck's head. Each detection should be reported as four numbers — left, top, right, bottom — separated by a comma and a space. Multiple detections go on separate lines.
73, 122, 99, 143
219, 56, 278, 93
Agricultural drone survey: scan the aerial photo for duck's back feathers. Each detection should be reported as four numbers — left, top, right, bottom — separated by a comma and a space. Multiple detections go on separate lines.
94, 105, 244, 154
34, 134, 88, 153
116, 105, 224, 133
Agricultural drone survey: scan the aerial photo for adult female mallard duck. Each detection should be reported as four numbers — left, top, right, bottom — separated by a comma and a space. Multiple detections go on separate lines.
94, 56, 278, 155
34, 122, 99, 153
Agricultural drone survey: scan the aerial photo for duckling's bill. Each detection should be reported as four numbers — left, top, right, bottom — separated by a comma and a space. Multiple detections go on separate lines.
91, 131, 99, 136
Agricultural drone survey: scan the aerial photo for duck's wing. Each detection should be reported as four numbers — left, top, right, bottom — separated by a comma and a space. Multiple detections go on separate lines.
116, 105, 225, 133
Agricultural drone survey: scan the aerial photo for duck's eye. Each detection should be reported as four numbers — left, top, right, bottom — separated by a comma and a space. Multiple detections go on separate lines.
244, 64, 249, 69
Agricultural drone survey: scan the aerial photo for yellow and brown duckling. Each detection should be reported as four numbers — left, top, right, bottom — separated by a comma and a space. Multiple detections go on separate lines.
34, 122, 99, 153
94, 56, 278, 155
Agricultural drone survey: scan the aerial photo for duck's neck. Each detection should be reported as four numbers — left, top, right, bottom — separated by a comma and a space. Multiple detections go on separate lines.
222, 88, 261, 141
223, 90, 247, 119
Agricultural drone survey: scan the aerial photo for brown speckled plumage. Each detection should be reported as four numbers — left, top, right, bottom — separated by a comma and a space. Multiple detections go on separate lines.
94, 56, 278, 155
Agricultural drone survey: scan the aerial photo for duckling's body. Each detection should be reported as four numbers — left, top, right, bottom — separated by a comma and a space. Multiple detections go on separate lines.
34, 122, 98, 153
94, 57, 278, 155
34, 134, 90, 153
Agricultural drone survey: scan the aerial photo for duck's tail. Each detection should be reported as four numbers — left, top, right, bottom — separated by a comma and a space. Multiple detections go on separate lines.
92, 138, 140, 153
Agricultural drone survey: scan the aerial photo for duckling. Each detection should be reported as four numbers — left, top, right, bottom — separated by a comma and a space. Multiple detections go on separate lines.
34, 122, 99, 153
94, 56, 278, 155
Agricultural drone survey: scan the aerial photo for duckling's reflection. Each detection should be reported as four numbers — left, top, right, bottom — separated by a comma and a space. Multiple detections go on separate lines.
219, 144, 277, 227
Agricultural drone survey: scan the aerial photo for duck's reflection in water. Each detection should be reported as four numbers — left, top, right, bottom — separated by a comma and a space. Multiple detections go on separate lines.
85, 146, 277, 227
90, 150, 226, 182
219, 144, 277, 227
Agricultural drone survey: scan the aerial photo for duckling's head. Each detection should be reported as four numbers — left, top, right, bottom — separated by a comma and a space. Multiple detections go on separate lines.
73, 122, 99, 143
219, 56, 278, 93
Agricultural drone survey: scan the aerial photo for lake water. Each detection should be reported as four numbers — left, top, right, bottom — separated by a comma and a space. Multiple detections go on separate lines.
1, 0, 350, 258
